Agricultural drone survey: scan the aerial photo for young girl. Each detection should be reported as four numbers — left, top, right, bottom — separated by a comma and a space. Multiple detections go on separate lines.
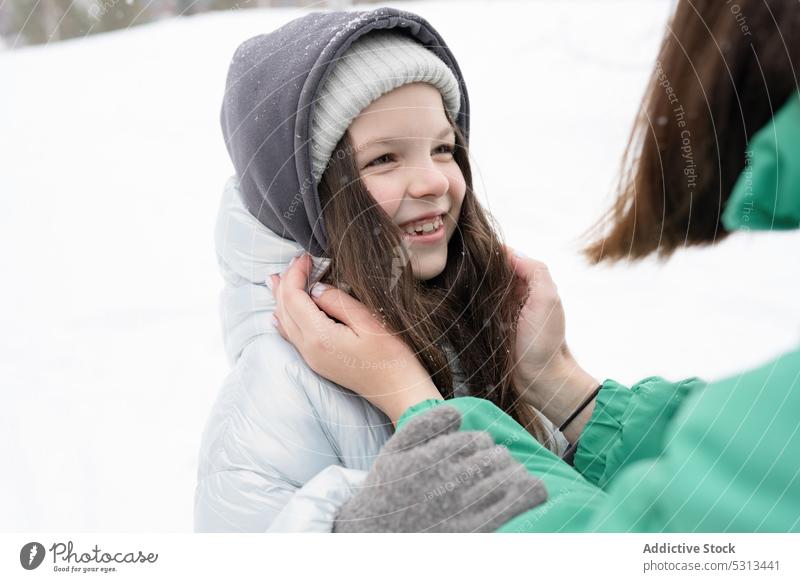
194, 6, 569, 532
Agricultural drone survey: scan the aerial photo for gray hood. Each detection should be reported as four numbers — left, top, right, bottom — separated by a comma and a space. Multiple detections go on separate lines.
220, 6, 471, 257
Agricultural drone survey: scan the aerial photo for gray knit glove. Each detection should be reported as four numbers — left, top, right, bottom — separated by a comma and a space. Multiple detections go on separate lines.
333, 405, 548, 532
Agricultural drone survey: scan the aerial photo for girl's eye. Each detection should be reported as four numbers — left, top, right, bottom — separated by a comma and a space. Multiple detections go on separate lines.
365, 153, 395, 168
434, 144, 456, 156
365, 144, 455, 169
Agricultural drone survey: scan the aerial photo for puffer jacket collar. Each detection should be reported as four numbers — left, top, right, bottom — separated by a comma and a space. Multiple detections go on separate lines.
214, 174, 330, 365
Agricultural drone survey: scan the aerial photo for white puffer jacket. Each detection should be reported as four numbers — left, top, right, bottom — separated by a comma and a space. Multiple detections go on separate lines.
194, 175, 391, 532
194, 176, 565, 532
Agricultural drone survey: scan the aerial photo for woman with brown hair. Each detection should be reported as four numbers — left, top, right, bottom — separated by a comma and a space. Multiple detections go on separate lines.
274, 0, 800, 531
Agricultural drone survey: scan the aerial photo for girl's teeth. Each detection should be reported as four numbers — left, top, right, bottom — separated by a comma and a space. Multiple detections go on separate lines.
403, 215, 442, 235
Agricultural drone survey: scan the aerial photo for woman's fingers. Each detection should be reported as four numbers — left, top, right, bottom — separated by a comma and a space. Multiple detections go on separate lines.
276, 253, 379, 337
309, 281, 381, 336
502, 244, 521, 274
270, 275, 286, 340
282, 253, 313, 290
277, 254, 345, 349
271, 274, 302, 343
502, 245, 555, 292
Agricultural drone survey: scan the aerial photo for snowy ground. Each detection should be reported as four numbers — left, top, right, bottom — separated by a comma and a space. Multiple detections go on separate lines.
2, 0, 799, 532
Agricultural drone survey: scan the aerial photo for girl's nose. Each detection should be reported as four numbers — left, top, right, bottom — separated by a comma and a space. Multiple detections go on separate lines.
405, 162, 450, 199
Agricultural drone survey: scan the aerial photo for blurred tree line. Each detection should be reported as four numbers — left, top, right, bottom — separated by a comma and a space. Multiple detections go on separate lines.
0, 0, 394, 48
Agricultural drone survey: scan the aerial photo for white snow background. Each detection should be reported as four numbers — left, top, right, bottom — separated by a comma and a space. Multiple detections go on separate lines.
2, 0, 799, 531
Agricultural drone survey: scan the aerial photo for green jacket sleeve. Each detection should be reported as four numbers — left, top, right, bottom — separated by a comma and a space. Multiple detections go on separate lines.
574, 376, 705, 488
581, 349, 800, 532
399, 348, 800, 532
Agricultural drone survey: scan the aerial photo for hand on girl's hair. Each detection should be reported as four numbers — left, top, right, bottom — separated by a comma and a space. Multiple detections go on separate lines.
502, 245, 599, 441
502, 244, 571, 387
269, 253, 443, 424
334, 405, 548, 532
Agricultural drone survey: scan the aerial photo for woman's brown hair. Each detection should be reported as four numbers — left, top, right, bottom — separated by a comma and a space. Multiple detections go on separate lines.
316, 112, 553, 447
584, 0, 800, 262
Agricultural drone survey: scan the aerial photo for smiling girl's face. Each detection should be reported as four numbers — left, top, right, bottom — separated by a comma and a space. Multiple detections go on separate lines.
347, 83, 466, 281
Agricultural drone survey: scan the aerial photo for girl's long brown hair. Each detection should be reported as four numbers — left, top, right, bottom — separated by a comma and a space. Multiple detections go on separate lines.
584, 0, 800, 263
316, 112, 552, 447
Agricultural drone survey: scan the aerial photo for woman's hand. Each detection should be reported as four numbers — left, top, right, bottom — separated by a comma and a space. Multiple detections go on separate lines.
270, 253, 443, 425
504, 246, 600, 442
334, 405, 547, 532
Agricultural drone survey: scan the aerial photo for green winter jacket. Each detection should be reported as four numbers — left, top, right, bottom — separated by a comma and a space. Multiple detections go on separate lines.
396, 91, 800, 533
398, 349, 800, 532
